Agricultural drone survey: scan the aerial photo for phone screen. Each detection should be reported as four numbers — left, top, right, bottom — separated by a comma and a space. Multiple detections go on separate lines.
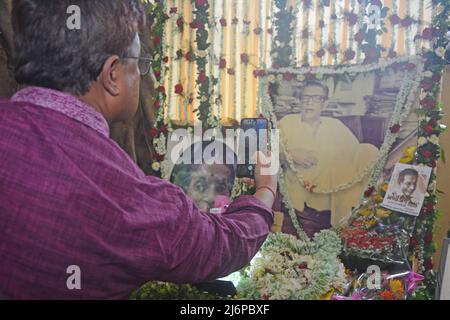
237, 118, 269, 178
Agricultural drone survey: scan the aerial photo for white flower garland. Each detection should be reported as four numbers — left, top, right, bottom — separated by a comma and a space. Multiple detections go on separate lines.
237, 231, 346, 300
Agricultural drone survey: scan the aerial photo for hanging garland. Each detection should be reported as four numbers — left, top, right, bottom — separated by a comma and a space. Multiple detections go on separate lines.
148, 1, 171, 177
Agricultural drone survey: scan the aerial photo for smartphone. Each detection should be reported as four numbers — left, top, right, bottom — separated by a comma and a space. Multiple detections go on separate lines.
237, 118, 269, 178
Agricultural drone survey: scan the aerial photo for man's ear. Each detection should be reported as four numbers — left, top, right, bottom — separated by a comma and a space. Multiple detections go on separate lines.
99, 55, 121, 96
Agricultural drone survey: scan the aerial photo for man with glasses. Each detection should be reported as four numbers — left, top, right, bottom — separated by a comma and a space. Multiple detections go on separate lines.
0, 0, 277, 299
278, 81, 378, 238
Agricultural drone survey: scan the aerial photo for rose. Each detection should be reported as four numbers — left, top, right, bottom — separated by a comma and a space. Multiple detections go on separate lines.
284, 72, 294, 81
421, 96, 436, 110
185, 51, 194, 62
328, 46, 338, 55
344, 49, 356, 61
195, 0, 206, 6
424, 124, 434, 135
158, 85, 165, 93
389, 14, 401, 25
198, 71, 207, 83
354, 30, 365, 43
316, 48, 326, 58
347, 13, 358, 26
220, 18, 227, 27
163, 56, 169, 64
241, 53, 250, 64
390, 124, 401, 134
401, 17, 414, 28
174, 83, 184, 95
150, 128, 159, 137
227, 68, 235, 75
424, 232, 433, 244
176, 17, 184, 31
170, 7, 178, 14
153, 36, 161, 46
422, 28, 434, 40
153, 100, 161, 109
219, 58, 226, 69
421, 149, 432, 158
422, 80, 434, 91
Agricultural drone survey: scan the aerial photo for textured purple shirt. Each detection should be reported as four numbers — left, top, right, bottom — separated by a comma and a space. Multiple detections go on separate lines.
0, 87, 273, 300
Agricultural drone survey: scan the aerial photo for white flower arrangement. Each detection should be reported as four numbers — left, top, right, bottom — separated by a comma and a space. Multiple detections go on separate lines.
236, 231, 346, 300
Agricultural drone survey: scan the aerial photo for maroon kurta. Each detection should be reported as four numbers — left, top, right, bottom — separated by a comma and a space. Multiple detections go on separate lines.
0, 87, 273, 299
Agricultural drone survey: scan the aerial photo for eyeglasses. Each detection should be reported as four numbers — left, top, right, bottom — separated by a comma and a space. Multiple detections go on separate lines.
300, 95, 325, 103
122, 55, 153, 76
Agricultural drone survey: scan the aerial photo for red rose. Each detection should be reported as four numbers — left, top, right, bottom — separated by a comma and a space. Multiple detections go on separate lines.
158, 85, 166, 93
220, 18, 227, 27
422, 80, 434, 91
153, 100, 161, 109
284, 72, 294, 81
421, 96, 436, 110
424, 258, 433, 271
410, 238, 418, 248
426, 202, 434, 212
150, 128, 159, 137
241, 53, 250, 64
422, 28, 434, 40
364, 186, 375, 198
425, 232, 433, 244
219, 58, 227, 69
432, 73, 442, 83
185, 51, 193, 62
163, 56, 169, 64
174, 83, 184, 94
176, 17, 184, 31
258, 70, 267, 77
421, 149, 433, 158
344, 49, 356, 61
227, 68, 235, 75
390, 124, 401, 133
160, 125, 169, 134
424, 124, 434, 135
405, 63, 416, 71
153, 36, 161, 46
195, 0, 206, 7
401, 17, 414, 27
198, 71, 207, 83
389, 14, 401, 25
298, 263, 308, 269
190, 21, 199, 29
154, 70, 161, 79
328, 46, 338, 55
316, 49, 326, 58
170, 7, 178, 14
347, 13, 358, 26
355, 30, 365, 43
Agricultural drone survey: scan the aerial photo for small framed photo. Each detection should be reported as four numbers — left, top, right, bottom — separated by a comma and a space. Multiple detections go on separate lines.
381, 163, 432, 216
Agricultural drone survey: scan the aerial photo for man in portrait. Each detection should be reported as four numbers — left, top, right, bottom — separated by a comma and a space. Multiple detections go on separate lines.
278, 80, 379, 238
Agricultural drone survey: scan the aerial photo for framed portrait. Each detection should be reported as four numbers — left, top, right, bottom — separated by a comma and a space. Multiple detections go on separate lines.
267, 58, 424, 235
381, 163, 432, 216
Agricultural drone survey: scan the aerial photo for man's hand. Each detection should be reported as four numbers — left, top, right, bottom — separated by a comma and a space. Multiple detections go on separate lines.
243, 151, 278, 210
